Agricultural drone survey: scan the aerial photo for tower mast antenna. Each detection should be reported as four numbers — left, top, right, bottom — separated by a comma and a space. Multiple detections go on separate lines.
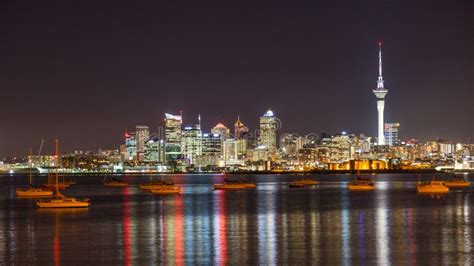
373, 41, 388, 145
377, 41, 384, 90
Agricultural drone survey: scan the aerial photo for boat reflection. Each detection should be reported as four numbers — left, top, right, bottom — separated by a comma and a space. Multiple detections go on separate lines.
2, 174, 474, 264
122, 186, 132, 266
54, 212, 60, 266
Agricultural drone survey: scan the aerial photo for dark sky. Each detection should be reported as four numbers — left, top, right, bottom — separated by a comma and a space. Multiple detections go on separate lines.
1, 0, 473, 156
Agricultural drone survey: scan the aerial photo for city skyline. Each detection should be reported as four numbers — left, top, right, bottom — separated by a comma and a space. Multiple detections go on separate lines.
1, 100, 472, 158
1, 0, 473, 156
2, 2, 474, 265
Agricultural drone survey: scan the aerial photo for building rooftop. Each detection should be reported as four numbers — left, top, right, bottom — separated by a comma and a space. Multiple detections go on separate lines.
263, 109, 274, 117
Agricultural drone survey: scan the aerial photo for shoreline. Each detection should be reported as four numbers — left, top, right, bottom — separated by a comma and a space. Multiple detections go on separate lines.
2, 169, 470, 176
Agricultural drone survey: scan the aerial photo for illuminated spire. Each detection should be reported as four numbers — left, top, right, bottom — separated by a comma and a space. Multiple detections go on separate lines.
372, 41, 388, 145
377, 41, 385, 90
235, 115, 241, 125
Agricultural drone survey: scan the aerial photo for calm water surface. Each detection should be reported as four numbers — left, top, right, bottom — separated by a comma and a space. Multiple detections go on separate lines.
1, 173, 473, 264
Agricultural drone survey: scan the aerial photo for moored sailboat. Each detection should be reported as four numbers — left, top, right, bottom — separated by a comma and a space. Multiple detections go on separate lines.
103, 176, 128, 187
443, 172, 470, 188
224, 177, 257, 189
417, 181, 449, 194
444, 178, 470, 188
150, 185, 181, 195
140, 180, 166, 190
42, 157, 69, 190
147, 175, 181, 195
36, 140, 91, 208
289, 177, 319, 187
348, 173, 375, 191
16, 149, 53, 198
213, 183, 247, 190
140, 173, 172, 190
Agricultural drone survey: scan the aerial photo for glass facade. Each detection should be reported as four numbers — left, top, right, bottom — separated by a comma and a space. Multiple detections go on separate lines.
259, 110, 278, 154
165, 113, 182, 162
384, 123, 400, 146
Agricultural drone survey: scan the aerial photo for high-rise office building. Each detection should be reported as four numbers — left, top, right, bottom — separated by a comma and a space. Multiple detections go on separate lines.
135, 125, 149, 161
144, 136, 161, 162
280, 133, 302, 157
259, 109, 278, 153
124, 132, 137, 161
211, 123, 230, 155
384, 123, 400, 146
164, 113, 182, 162
438, 140, 455, 157
211, 123, 230, 140
223, 139, 238, 165
182, 125, 202, 165
372, 42, 388, 145
234, 116, 249, 140
330, 132, 351, 161
235, 138, 248, 160
200, 133, 221, 166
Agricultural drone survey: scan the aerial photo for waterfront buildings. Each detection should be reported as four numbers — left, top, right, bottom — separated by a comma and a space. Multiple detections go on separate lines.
104, 105, 469, 173
5, 121, 471, 174
8, 43, 466, 173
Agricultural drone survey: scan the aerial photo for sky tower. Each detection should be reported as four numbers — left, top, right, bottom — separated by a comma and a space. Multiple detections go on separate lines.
373, 42, 388, 145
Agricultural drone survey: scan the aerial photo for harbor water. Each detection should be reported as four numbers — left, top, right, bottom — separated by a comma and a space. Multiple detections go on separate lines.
1, 173, 473, 264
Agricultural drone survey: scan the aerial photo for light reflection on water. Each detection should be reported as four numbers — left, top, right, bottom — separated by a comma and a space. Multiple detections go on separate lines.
376, 187, 389, 266
0, 173, 473, 264
341, 190, 350, 265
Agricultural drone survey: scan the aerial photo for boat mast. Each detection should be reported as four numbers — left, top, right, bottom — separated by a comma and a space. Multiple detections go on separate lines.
29, 148, 33, 186
47, 155, 51, 184
55, 139, 59, 197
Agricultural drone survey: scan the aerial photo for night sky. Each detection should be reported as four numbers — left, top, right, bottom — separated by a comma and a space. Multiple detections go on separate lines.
1, 0, 473, 156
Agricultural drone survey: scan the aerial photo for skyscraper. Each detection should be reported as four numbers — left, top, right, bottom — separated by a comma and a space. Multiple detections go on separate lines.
384, 123, 400, 146
259, 109, 278, 153
182, 125, 202, 165
223, 138, 238, 165
234, 116, 249, 140
211, 123, 230, 140
135, 125, 149, 161
144, 136, 161, 162
201, 133, 221, 167
211, 123, 230, 155
373, 42, 388, 145
280, 133, 302, 157
124, 132, 136, 161
164, 113, 182, 162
